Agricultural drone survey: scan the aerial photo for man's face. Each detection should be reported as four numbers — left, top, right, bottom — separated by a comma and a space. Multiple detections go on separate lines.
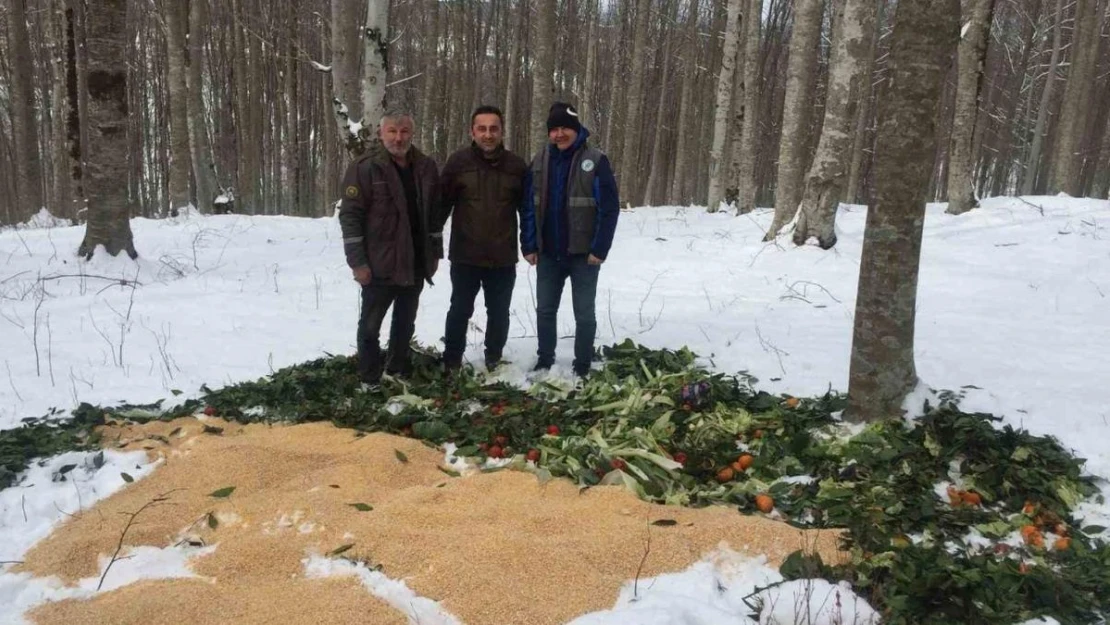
380, 118, 414, 159
471, 114, 503, 153
548, 126, 578, 151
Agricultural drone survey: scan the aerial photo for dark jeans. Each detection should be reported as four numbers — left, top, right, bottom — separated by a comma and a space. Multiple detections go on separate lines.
357, 282, 424, 383
443, 263, 516, 364
536, 254, 600, 369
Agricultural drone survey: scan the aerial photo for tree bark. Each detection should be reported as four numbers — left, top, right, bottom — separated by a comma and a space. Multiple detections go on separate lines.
619, 0, 653, 204
187, 0, 216, 213
706, 0, 744, 213
332, 0, 365, 154
644, 0, 677, 207
164, 0, 192, 214
1047, 0, 1099, 195
1021, 0, 1063, 196
792, 0, 877, 247
765, 0, 823, 235
362, 0, 390, 130
945, 0, 997, 214
77, 0, 138, 260
46, 0, 75, 220
580, 0, 600, 131
8, 0, 45, 219
669, 0, 701, 205
845, 0, 884, 205
531, 0, 557, 149
730, 0, 763, 214
847, 0, 959, 422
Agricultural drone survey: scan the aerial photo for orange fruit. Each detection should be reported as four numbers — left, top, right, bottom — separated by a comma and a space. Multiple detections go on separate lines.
1054, 537, 1071, 551
1022, 501, 1036, 515
784, 397, 800, 409
960, 491, 982, 506
1020, 525, 1039, 540
1022, 526, 1044, 548
947, 486, 962, 505
737, 454, 754, 471
1055, 523, 1068, 536
716, 467, 735, 483
755, 494, 774, 513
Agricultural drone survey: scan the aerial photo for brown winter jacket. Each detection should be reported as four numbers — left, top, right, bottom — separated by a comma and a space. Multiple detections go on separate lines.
438, 143, 528, 267
338, 144, 443, 287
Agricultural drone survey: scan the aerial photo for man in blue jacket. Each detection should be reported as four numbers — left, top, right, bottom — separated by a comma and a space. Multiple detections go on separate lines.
521, 102, 619, 378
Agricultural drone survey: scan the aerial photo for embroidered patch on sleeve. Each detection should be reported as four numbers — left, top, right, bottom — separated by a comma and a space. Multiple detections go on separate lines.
345, 185, 360, 199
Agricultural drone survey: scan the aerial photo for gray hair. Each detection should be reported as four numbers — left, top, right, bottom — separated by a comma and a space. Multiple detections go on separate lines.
380, 110, 415, 128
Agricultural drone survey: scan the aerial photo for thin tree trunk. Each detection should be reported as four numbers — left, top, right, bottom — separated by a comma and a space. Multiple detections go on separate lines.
332, 0, 364, 154
503, 2, 523, 151
765, 0, 823, 235
8, 0, 45, 219
46, 0, 74, 220
531, 0, 557, 148
644, 2, 677, 207
363, 0, 389, 130
847, 0, 959, 422
619, 0, 653, 204
732, 0, 763, 213
669, 0, 701, 205
77, 0, 138, 260
792, 0, 877, 247
188, 0, 216, 213
706, 0, 744, 212
164, 0, 192, 214
1021, 0, 1062, 196
580, 0, 600, 130
945, 0, 998, 214
845, 0, 884, 204
1047, 0, 1099, 195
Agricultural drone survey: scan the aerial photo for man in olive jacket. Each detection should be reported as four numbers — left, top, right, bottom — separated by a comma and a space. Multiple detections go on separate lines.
438, 105, 530, 371
338, 112, 443, 386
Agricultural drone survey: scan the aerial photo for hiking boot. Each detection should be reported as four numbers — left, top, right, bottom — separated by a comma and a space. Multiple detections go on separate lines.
533, 358, 553, 372
573, 363, 590, 378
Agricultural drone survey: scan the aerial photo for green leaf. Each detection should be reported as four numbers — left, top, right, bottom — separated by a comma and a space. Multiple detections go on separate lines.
394, 449, 409, 464
209, 486, 236, 498
58, 464, 77, 475
348, 503, 373, 512
1082, 525, 1106, 535
437, 467, 460, 477
207, 512, 219, 529
121, 472, 134, 483
170, 389, 183, 396
1010, 446, 1032, 462
328, 543, 355, 556
202, 425, 224, 435
651, 519, 678, 526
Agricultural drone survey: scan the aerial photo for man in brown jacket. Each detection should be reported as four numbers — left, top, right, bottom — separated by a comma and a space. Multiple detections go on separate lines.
438, 105, 530, 371
338, 111, 442, 386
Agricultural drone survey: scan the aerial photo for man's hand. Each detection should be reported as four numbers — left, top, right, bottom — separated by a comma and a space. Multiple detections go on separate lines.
587, 254, 603, 266
524, 253, 538, 266
352, 266, 372, 285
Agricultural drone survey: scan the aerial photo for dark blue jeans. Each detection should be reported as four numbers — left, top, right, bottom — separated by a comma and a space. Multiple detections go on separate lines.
357, 282, 423, 383
442, 263, 516, 364
536, 254, 600, 369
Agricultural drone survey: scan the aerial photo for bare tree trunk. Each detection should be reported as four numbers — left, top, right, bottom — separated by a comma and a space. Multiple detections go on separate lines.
669, 0, 701, 205
765, 0, 823, 235
1048, 0, 1099, 195
531, 0, 557, 148
847, 0, 958, 422
77, 0, 138, 260
503, 3, 523, 151
420, 0, 440, 150
945, 0, 997, 214
619, 0, 653, 204
706, 0, 744, 212
1021, 0, 1062, 196
580, 0, 600, 130
8, 0, 45, 219
792, 0, 877, 247
332, 0, 364, 154
845, 0, 884, 204
363, 0, 389, 129
164, 0, 192, 214
187, 0, 216, 213
45, 0, 74, 220
644, 2, 677, 206
730, 0, 763, 214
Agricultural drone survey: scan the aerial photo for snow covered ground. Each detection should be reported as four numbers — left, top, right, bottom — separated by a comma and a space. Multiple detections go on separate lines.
1, 195, 1106, 624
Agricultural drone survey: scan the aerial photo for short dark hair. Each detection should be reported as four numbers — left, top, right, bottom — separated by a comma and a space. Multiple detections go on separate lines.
471, 105, 504, 128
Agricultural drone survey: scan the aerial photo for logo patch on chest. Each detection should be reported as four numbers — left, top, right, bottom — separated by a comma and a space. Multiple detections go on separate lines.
581, 159, 595, 173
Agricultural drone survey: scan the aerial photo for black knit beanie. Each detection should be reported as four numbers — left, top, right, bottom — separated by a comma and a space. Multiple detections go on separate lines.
546, 102, 583, 133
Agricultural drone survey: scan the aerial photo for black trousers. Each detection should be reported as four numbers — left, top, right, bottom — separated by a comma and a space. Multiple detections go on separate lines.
357, 282, 424, 383
442, 263, 516, 365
